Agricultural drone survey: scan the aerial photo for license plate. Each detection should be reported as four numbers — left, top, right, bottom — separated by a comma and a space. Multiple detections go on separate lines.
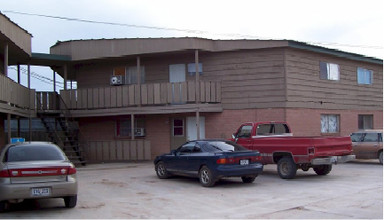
240, 159, 249, 165
31, 188, 51, 197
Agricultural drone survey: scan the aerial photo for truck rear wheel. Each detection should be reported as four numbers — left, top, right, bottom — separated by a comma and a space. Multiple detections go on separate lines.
313, 165, 332, 175
277, 157, 297, 179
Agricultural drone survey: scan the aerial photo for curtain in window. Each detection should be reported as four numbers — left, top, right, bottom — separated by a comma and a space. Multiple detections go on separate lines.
126, 66, 145, 84
357, 67, 372, 85
321, 115, 339, 133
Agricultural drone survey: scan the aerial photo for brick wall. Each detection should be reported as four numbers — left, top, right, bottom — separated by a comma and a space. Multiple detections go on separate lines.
145, 115, 171, 159
205, 109, 286, 139
286, 108, 383, 136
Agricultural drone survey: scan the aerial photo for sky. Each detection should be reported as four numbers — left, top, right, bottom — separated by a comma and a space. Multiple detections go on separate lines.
1, 0, 383, 91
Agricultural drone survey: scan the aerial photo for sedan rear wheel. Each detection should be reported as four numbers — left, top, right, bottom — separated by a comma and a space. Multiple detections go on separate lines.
64, 195, 77, 208
0, 201, 8, 212
155, 161, 169, 179
241, 175, 257, 183
199, 166, 216, 187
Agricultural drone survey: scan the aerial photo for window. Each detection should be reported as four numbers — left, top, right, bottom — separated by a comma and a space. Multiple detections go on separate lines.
126, 66, 145, 84
320, 62, 340, 81
357, 67, 373, 85
321, 114, 340, 133
178, 142, 196, 154
358, 115, 373, 130
256, 123, 290, 135
173, 119, 184, 136
187, 63, 203, 75
113, 66, 145, 84
116, 118, 146, 138
237, 125, 252, 138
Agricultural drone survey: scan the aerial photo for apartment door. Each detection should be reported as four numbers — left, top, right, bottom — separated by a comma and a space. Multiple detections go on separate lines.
186, 116, 205, 141
169, 64, 186, 104
170, 118, 186, 150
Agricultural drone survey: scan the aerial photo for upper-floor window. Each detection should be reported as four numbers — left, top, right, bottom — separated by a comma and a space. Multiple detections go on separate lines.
187, 63, 203, 75
320, 62, 340, 81
321, 114, 340, 133
113, 66, 145, 85
357, 67, 373, 85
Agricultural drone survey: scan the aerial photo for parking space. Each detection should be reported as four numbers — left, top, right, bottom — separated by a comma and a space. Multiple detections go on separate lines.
0, 160, 382, 219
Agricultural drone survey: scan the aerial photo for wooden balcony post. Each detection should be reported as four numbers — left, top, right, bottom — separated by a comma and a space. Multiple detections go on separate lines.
3, 43, 8, 76
131, 114, 135, 140
7, 113, 11, 144
64, 65, 68, 91
195, 49, 200, 140
53, 70, 56, 92
137, 56, 141, 107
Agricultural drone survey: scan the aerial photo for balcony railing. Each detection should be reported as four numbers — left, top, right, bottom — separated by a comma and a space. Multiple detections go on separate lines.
59, 81, 221, 110
0, 74, 35, 114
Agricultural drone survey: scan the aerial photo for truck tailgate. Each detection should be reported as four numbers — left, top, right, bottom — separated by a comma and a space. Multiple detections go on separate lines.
312, 136, 352, 157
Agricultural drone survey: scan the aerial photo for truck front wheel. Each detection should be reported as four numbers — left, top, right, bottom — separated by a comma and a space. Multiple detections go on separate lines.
313, 164, 332, 175
277, 157, 297, 179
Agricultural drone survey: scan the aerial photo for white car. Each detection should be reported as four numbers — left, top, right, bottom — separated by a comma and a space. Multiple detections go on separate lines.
0, 142, 78, 212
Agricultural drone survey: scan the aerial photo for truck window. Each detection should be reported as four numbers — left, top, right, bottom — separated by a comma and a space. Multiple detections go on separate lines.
238, 125, 252, 138
274, 123, 290, 134
257, 123, 289, 135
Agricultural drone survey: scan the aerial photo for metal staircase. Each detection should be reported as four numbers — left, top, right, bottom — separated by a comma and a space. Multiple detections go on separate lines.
36, 92, 86, 166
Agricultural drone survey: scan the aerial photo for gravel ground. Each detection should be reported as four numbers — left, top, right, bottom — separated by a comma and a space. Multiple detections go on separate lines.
0, 159, 382, 219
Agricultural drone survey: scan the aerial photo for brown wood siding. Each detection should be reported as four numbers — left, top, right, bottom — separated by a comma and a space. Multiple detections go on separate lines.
201, 48, 286, 109
285, 48, 383, 110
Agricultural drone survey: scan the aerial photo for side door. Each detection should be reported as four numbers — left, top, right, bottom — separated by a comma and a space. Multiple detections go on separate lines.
183, 143, 204, 176
352, 132, 380, 159
170, 142, 196, 173
361, 132, 381, 159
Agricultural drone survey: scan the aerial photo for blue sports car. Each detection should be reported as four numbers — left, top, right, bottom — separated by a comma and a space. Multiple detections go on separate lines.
154, 139, 263, 187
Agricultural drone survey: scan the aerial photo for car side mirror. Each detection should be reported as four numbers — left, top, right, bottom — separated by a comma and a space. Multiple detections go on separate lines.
232, 133, 237, 139
170, 150, 177, 155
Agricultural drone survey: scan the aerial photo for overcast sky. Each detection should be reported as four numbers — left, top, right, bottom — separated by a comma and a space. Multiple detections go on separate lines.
1, 0, 383, 91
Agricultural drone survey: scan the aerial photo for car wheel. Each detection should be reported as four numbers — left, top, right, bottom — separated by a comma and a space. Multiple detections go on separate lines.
241, 175, 257, 183
277, 157, 297, 179
155, 161, 170, 179
199, 166, 216, 187
64, 195, 77, 208
313, 165, 332, 176
0, 201, 8, 212
379, 151, 383, 165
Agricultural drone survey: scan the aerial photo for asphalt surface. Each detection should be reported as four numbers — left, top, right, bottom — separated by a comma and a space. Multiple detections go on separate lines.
0, 160, 382, 219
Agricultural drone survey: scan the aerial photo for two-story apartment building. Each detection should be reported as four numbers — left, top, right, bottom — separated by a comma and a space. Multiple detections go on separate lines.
1, 13, 382, 163
49, 37, 383, 161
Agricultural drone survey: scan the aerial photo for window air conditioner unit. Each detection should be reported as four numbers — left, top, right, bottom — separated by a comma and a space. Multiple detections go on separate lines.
110, 75, 123, 86
134, 128, 146, 137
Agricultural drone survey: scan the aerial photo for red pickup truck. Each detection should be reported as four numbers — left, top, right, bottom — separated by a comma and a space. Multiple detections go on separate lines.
231, 122, 355, 179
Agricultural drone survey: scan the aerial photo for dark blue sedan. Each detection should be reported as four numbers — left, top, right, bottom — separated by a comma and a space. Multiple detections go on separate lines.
154, 139, 263, 187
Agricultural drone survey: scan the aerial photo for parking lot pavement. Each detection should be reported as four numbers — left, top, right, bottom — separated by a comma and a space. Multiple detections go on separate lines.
0, 160, 382, 219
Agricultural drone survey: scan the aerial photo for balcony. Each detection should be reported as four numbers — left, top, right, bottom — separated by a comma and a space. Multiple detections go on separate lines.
49, 81, 222, 117
0, 73, 35, 118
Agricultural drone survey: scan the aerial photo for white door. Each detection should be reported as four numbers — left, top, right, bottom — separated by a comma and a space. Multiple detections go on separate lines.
169, 64, 186, 83
169, 64, 186, 103
187, 116, 205, 141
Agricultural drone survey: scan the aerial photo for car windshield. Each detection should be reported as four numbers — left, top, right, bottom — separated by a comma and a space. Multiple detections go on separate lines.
206, 141, 248, 152
5, 144, 66, 162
